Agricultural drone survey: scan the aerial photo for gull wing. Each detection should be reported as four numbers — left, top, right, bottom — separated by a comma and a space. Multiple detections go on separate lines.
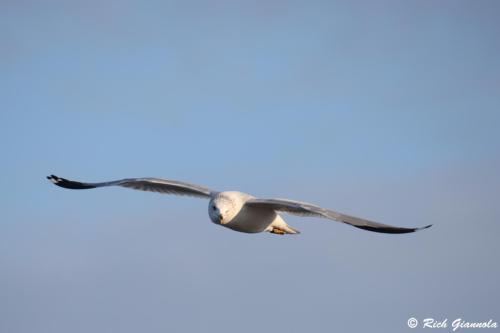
245, 198, 431, 234
47, 175, 214, 198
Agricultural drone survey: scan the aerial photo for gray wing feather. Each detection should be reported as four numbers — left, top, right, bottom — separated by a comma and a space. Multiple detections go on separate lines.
47, 175, 213, 198
245, 198, 431, 234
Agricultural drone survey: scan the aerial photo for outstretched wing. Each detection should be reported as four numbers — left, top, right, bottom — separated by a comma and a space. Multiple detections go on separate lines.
245, 198, 431, 234
47, 174, 214, 198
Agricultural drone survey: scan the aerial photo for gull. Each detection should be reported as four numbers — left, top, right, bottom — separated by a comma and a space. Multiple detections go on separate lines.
47, 175, 431, 235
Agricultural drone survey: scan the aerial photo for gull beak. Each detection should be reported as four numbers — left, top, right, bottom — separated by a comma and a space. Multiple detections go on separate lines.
218, 214, 223, 223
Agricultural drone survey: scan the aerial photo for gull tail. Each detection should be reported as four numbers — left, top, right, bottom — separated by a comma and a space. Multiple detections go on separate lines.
283, 225, 301, 234
267, 214, 301, 235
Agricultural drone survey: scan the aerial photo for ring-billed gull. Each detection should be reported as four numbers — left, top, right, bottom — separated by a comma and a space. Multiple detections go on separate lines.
47, 175, 431, 235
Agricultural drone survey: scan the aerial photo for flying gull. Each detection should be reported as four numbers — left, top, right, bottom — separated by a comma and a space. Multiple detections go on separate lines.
47, 175, 431, 235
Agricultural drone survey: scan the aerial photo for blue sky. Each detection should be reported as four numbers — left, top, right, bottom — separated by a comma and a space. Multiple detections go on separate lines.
2, 1, 500, 332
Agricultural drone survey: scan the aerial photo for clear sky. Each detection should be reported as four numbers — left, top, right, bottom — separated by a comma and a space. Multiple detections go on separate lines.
2, 1, 500, 332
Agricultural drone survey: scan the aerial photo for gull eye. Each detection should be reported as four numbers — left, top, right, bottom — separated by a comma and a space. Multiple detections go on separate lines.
212, 206, 216, 211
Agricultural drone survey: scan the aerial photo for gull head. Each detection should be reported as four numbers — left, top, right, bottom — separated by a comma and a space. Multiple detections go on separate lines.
208, 192, 243, 225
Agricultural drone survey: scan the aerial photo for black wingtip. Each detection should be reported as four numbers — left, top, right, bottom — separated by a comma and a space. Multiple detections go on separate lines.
409, 223, 433, 233
47, 174, 96, 190
47, 175, 59, 183
354, 223, 433, 234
